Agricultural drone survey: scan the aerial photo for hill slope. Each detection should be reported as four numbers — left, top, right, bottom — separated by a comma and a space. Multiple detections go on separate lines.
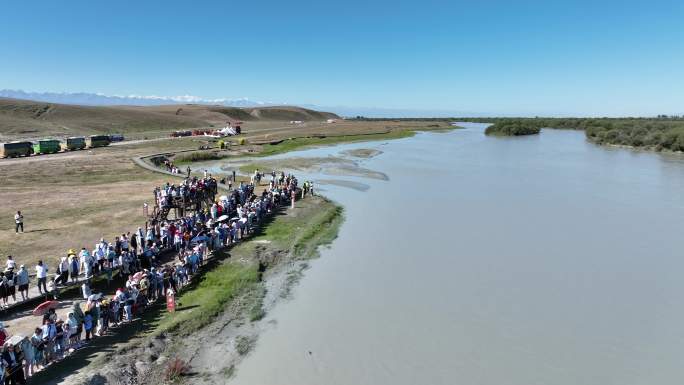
0, 98, 339, 140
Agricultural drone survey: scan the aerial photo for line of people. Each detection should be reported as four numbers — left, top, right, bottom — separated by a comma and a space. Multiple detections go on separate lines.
0, 171, 306, 384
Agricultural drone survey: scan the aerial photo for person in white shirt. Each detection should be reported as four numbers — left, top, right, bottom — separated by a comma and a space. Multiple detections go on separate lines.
6, 256, 16, 270
78, 248, 89, 272
16, 265, 29, 301
94, 243, 106, 274
81, 280, 92, 299
57, 256, 70, 285
121, 235, 129, 252
35, 260, 48, 294
160, 224, 169, 248
85, 249, 96, 279
14, 211, 23, 233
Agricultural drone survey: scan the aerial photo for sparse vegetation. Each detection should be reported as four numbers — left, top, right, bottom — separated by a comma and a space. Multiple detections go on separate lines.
281, 269, 305, 299
154, 254, 260, 334
248, 286, 267, 322
236, 336, 255, 356
173, 151, 224, 164
154, 197, 343, 335
293, 205, 344, 258
165, 358, 191, 381
220, 365, 236, 379
254, 131, 415, 157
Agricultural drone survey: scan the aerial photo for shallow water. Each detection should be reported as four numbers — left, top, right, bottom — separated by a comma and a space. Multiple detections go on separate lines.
220, 123, 684, 385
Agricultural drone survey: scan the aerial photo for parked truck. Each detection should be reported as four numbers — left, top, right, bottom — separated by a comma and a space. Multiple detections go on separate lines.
33, 139, 62, 154
64, 136, 87, 151
88, 135, 111, 148
1, 141, 34, 158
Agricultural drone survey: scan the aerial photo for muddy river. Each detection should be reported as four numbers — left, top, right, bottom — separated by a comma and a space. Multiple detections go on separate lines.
202, 123, 684, 385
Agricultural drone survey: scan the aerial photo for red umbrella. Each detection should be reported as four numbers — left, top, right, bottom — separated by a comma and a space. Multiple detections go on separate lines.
32, 300, 59, 316
132, 272, 144, 283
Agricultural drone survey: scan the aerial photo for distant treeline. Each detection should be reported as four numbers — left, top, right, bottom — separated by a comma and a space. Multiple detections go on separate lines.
584, 119, 684, 151
458, 117, 684, 151
348, 116, 684, 152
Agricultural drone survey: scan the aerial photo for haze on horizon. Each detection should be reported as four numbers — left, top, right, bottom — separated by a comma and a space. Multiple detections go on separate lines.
1, 0, 683, 117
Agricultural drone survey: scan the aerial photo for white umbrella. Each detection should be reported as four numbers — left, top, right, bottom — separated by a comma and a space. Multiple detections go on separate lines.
7, 335, 24, 346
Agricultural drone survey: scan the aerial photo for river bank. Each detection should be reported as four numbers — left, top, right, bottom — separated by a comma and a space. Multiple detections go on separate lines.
28, 194, 342, 385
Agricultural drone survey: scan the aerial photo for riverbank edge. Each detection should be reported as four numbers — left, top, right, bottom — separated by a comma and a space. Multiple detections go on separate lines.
172, 124, 462, 165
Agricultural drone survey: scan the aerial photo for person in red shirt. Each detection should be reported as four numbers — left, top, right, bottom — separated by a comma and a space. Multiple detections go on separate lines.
0, 322, 8, 346
168, 222, 177, 240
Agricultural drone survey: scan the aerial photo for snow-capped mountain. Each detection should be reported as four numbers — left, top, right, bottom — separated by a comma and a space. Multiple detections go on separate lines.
0, 89, 477, 118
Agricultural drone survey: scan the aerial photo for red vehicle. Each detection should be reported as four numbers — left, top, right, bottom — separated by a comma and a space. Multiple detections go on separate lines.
192, 129, 212, 136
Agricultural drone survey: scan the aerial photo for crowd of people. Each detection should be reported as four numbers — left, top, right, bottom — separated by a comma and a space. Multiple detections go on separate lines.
153, 174, 218, 212
160, 158, 190, 176
0, 171, 306, 384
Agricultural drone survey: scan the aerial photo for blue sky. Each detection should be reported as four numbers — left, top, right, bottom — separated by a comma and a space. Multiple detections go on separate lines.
1, 0, 683, 116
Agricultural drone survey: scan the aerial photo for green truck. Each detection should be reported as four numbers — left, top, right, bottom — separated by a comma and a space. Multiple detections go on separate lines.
1, 142, 34, 158
88, 135, 111, 148
65, 137, 86, 151
33, 139, 62, 154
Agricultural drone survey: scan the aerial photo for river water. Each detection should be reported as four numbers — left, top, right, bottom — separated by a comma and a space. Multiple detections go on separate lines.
218, 123, 684, 385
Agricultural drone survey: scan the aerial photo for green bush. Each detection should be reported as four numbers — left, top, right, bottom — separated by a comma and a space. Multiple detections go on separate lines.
173, 151, 223, 164
485, 120, 541, 136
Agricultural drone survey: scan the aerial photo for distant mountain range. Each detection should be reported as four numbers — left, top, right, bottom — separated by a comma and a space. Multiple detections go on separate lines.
0, 89, 477, 118
0, 89, 271, 108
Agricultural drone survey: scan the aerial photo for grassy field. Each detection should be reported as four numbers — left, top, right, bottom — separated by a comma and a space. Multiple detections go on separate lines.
0, 137, 206, 269
252, 129, 415, 157
173, 151, 225, 164
0, 118, 447, 270
171, 120, 455, 166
